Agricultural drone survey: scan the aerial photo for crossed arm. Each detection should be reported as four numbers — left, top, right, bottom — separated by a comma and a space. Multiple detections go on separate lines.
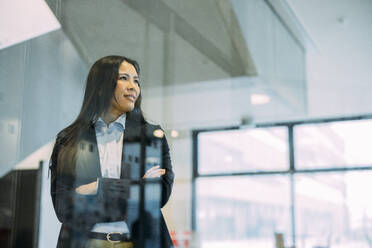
75, 166, 166, 195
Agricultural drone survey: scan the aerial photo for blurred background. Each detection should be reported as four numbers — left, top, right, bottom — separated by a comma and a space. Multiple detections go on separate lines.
1, 0, 372, 247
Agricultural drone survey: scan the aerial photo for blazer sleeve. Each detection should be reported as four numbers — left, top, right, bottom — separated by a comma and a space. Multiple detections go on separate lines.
160, 133, 175, 208
49, 136, 124, 230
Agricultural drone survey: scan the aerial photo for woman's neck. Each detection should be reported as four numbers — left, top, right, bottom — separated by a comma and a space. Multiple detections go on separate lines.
100, 109, 124, 127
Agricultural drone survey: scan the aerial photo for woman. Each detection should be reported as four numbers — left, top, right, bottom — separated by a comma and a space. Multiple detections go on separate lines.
49, 56, 174, 248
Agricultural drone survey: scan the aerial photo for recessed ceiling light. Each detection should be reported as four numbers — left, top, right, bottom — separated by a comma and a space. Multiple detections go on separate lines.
250, 94, 270, 105
170, 130, 179, 138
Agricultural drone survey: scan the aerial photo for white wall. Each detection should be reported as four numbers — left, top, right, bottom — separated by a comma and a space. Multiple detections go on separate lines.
287, 0, 372, 117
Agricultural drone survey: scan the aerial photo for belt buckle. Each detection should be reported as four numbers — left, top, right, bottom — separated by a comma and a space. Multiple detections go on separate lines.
106, 232, 121, 243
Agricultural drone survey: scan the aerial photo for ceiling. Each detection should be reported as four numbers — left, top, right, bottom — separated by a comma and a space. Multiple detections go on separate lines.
52, 0, 257, 87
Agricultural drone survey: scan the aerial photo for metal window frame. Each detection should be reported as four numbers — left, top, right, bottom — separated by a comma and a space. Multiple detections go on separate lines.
192, 114, 372, 246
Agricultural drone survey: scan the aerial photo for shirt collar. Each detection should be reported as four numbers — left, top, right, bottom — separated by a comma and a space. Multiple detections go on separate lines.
96, 113, 126, 131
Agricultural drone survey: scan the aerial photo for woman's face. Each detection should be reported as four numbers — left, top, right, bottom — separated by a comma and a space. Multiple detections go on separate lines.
110, 61, 141, 114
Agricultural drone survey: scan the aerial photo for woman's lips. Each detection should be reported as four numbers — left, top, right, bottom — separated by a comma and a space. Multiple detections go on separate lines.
124, 94, 136, 102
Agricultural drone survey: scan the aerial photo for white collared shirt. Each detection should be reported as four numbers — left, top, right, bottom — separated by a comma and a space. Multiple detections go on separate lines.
91, 113, 129, 233
95, 114, 125, 178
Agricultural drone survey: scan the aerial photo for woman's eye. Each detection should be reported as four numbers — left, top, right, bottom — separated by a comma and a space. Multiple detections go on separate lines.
120, 76, 128, 80
134, 80, 140, 84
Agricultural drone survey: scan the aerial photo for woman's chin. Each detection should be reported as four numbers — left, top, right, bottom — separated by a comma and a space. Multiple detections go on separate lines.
122, 105, 135, 113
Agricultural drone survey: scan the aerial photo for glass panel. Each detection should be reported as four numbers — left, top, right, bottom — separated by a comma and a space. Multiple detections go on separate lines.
1, 0, 307, 246
295, 171, 372, 247
295, 119, 372, 169
196, 176, 292, 248
198, 127, 288, 174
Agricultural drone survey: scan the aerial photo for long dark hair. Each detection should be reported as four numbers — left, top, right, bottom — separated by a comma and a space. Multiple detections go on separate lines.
52, 55, 145, 173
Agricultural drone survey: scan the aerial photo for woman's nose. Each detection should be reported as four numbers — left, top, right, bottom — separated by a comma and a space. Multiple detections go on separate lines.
126, 79, 137, 91
126, 79, 135, 87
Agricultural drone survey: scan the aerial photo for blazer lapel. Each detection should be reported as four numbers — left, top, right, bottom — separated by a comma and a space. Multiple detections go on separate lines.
120, 120, 143, 179
75, 126, 102, 181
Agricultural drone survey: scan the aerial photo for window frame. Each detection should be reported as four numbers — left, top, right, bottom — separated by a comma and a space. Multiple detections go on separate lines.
192, 114, 372, 247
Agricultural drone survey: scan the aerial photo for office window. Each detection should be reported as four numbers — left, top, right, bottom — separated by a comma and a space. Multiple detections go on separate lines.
295, 171, 372, 248
194, 117, 372, 248
196, 176, 291, 248
295, 119, 372, 169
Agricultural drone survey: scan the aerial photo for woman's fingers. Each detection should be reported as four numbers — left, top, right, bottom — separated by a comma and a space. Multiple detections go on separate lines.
146, 169, 165, 177
144, 170, 164, 178
143, 166, 166, 179
143, 167, 157, 178
145, 165, 160, 174
75, 181, 97, 195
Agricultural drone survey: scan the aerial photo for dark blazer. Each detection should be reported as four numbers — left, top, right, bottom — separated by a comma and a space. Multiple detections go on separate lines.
49, 120, 175, 248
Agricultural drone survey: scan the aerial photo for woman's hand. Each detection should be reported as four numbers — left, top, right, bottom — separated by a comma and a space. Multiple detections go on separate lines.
143, 165, 166, 179
75, 181, 98, 195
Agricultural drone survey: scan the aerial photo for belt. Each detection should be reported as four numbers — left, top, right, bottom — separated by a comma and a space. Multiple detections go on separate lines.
89, 232, 131, 243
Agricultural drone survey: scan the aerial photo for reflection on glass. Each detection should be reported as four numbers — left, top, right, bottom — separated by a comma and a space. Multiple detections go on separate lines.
197, 176, 291, 248
295, 119, 372, 168
295, 172, 372, 248
198, 127, 288, 174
